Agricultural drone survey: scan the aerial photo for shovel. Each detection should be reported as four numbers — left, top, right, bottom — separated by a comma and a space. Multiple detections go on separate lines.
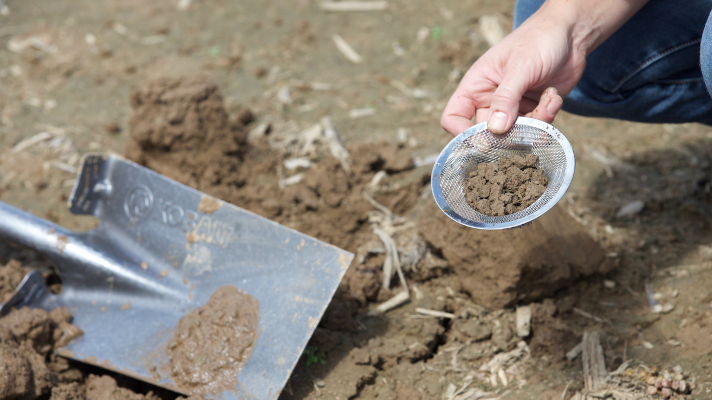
0, 153, 353, 399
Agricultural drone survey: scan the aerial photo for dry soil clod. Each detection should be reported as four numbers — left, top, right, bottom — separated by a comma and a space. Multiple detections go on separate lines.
464, 154, 548, 216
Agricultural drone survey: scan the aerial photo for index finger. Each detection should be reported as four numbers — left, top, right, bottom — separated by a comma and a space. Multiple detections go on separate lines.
440, 86, 477, 136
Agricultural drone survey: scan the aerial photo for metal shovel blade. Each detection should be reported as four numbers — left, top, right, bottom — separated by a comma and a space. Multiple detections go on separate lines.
0, 153, 353, 399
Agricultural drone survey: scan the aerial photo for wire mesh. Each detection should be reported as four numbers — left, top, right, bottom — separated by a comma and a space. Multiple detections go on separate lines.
432, 118, 574, 229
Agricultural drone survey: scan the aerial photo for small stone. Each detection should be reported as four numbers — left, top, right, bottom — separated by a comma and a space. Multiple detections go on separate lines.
452, 319, 492, 342
603, 280, 616, 289
515, 306, 531, 337
642, 341, 654, 349
653, 303, 674, 314
615, 200, 645, 218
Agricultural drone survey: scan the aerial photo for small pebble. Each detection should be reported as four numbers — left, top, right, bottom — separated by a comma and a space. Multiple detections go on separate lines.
615, 200, 645, 218
603, 280, 616, 289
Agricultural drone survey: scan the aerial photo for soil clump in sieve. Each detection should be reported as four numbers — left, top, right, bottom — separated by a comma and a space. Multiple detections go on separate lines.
464, 154, 549, 216
166, 285, 260, 395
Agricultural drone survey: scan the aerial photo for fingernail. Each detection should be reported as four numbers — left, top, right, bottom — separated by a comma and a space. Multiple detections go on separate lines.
488, 111, 507, 133
546, 96, 563, 116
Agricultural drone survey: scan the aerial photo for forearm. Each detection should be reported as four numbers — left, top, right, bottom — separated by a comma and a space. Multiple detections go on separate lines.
534, 0, 650, 56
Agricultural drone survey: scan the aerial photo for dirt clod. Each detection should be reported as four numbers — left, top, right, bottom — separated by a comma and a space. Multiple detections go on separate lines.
419, 200, 607, 308
464, 154, 548, 216
0, 301, 85, 400
167, 285, 260, 395
125, 76, 248, 193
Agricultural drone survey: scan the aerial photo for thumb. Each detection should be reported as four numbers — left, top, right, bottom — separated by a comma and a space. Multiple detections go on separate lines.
487, 73, 529, 134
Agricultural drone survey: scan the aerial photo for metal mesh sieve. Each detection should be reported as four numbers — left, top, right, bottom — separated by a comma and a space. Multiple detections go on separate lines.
431, 117, 575, 230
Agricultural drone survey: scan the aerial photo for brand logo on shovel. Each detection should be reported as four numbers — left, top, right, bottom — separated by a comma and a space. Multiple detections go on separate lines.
124, 185, 154, 221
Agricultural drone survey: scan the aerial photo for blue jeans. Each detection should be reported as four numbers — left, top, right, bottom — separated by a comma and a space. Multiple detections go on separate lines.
514, 0, 712, 124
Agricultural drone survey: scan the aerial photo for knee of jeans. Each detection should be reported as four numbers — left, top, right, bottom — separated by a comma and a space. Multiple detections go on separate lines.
513, 0, 546, 29
702, 11, 712, 97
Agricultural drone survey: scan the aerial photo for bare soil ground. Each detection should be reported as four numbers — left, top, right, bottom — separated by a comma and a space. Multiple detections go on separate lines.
1, 0, 712, 399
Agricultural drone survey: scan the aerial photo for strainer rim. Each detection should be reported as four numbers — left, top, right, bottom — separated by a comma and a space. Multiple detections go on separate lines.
431, 117, 575, 230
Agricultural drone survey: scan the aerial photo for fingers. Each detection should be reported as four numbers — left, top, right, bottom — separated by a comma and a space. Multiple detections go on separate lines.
441, 87, 477, 136
486, 72, 529, 134
474, 108, 489, 125
525, 87, 563, 124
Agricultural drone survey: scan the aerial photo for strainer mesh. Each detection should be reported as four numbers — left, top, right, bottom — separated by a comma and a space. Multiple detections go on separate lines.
439, 125, 568, 225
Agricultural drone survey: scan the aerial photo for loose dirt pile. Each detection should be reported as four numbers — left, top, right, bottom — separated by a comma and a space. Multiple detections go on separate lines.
167, 285, 259, 396
464, 154, 548, 216
124, 75, 419, 252
123, 76, 436, 373
0, 260, 193, 400
124, 75, 249, 195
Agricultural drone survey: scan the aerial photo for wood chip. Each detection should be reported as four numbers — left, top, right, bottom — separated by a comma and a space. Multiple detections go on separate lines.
572, 307, 607, 324
415, 308, 455, 319
367, 290, 409, 315
349, 108, 375, 118
332, 34, 362, 63
280, 173, 304, 187
140, 35, 167, 45
51, 161, 77, 174
373, 227, 407, 292
320, 1, 388, 12
566, 342, 583, 361
284, 157, 311, 170
12, 131, 53, 153
247, 122, 270, 143
582, 331, 607, 392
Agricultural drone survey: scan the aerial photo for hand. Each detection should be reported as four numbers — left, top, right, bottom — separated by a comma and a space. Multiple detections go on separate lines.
441, 6, 587, 135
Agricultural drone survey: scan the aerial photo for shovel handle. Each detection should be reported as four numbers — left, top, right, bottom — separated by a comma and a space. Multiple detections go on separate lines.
0, 200, 73, 260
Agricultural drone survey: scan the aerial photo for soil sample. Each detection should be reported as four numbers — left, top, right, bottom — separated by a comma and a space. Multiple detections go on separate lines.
166, 285, 260, 395
464, 154, 549, 216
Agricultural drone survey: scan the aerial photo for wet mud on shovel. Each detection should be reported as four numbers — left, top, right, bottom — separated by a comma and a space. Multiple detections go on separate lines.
0, 153, 353, 399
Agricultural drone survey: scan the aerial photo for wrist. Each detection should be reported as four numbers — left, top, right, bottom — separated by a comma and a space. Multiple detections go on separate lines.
537, 0, 649, 56
537, 0, 601, 56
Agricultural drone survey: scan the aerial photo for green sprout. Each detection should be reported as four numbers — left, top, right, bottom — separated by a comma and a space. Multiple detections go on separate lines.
209, 45, 221, 57
431, 26, 443, 41
303, 346, 326, 366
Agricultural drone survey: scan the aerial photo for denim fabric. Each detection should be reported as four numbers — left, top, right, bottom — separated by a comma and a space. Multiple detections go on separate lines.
514, 0, 712, 124
703, 10, 712, 97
